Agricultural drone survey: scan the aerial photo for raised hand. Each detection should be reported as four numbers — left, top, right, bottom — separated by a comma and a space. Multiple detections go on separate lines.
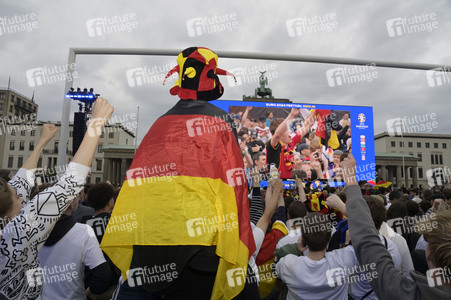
23, 124, 59, 171
340, 152, 357, 186
272, 178, 284, 192
325, 194, 342, 210
92, 97, 114, 123
39, 124, 58, 145
73, 98, 114, 167
288, 108, 301, 119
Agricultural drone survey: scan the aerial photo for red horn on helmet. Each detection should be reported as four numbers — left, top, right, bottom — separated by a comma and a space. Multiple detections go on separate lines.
163, 65, 180, 85
216, 68, 237, 83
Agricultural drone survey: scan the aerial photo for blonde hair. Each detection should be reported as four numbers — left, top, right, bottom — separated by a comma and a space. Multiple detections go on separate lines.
308, 131, 316, 142
418, 210, 451, 269
433, 201, 450, 213
372, 195, 385, 205
309, 138, 321, 153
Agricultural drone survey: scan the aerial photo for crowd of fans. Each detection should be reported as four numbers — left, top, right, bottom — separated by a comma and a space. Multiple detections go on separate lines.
234, 106, 352, 184
0, 100, 450, 299
235, 106, 451, 299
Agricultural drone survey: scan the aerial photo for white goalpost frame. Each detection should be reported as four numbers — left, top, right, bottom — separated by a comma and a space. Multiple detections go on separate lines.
56, 47, 450, 168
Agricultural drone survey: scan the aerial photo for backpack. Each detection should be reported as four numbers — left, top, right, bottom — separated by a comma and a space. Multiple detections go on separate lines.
327, 219, 348, 251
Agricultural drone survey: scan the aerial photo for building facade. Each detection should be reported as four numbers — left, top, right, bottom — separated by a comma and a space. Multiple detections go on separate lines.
0, 88, 39, 168
1, 121, 135, 184
375, 132, 451, 188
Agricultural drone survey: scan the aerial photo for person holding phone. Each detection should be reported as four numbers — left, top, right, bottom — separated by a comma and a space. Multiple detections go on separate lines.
310, 149, 326, 180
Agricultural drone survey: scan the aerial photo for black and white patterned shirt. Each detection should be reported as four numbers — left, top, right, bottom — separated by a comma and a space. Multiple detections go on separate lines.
0, 163, 89, 300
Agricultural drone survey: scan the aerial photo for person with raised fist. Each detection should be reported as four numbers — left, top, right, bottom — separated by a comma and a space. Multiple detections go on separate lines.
342, 152, 451, 299
0, 98, 114, 300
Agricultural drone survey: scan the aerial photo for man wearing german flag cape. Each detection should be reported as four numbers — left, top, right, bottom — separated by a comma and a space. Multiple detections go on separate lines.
101, 47, 257, 299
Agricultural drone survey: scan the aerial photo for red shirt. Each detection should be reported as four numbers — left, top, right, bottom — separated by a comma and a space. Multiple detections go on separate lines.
266, 132, 302, 179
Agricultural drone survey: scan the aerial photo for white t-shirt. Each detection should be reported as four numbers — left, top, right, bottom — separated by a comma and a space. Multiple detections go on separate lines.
254, 126, 271, 144
415, 235, 426, 251
275, 228, 310, 256
276, 228, 302, 250
38, 223, 106, 300
380, 222, 414, 275
412, 196, 422, 204
276, 246, 357, 300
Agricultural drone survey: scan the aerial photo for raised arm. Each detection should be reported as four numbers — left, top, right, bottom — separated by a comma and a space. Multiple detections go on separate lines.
73, 97, 114, 167
249, 167, 264, 225
295, 175, 307, 203
22, 124, 58, 170
270, 108, 300, 148
8, 124, 58, 205
240, 140, 253, 168
325, 194, 347, 215
240, 106, 252, 127
341, 153, 417, 299
297, 110, 316, 138
1, 98, 114, 251
310, 152, 324, 180
256, 179, 284, 233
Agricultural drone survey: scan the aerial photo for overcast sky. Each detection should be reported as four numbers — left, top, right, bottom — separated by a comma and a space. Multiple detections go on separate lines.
1, 0, 450, 143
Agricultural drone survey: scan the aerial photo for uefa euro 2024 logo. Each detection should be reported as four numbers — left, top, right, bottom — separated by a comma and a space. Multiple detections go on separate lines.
358, 113, 366, 123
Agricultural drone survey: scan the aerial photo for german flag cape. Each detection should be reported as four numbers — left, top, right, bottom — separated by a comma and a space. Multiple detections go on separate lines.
101, 99, 256, 300
255, 221, 288, 299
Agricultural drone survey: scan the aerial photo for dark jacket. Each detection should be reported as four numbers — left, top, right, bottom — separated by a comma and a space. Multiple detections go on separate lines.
72, 201, 95, 222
